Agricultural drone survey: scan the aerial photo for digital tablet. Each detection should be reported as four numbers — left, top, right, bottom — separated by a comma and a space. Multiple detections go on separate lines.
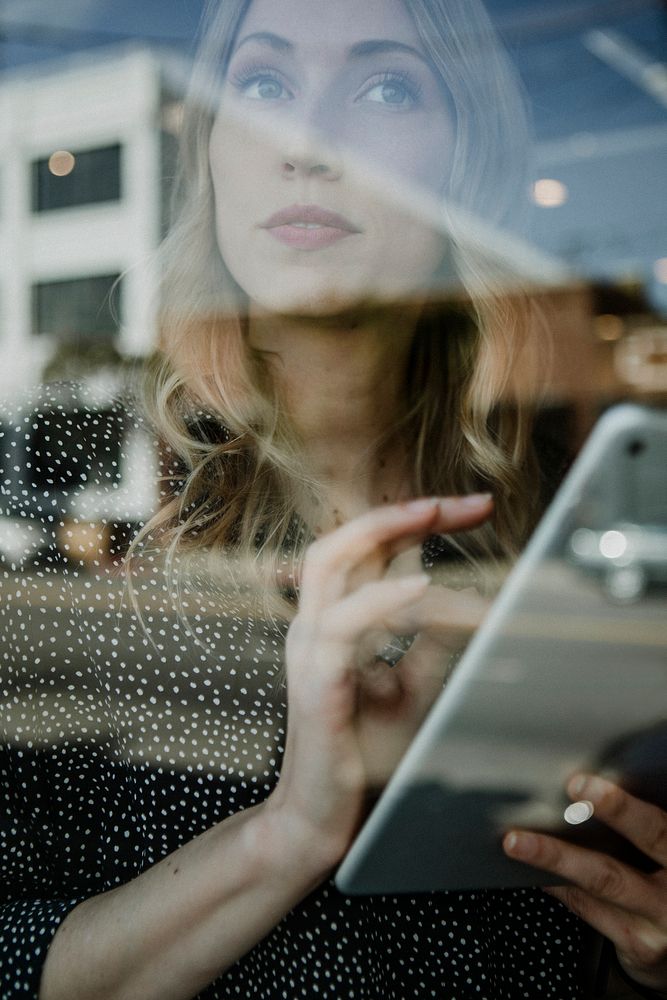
336, 403, 667, 894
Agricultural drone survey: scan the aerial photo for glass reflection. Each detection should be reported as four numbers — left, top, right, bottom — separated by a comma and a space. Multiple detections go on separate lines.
0, 2, 665, 994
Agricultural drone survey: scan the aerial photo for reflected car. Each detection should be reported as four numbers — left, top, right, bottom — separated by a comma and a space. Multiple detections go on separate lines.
0, 515, 54, 570
568, 522, 667, 602
0, 381, 156, 572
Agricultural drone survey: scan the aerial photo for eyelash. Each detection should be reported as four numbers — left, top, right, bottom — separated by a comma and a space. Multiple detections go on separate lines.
358, 71, 423, 107
230, 62, 293, 99
229, 63, 423, 107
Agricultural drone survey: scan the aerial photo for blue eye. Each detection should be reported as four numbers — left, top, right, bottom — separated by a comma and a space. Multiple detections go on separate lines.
231, 66, 293, 102
364, 82, 410, 106
244, 76, 289, 100
359, 73, 422, 109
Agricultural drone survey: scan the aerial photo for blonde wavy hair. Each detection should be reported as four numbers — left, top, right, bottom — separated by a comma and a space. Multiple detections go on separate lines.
128, 0, 545, 607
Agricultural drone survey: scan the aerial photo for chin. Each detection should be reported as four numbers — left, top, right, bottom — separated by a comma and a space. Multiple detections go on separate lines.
249, 276, 373, 319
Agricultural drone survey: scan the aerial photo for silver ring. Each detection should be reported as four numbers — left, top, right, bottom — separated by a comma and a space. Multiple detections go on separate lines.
374, 634, 416, 668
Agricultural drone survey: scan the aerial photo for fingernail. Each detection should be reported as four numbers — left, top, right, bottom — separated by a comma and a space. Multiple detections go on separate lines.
460, 492, 493, 509
404, 498, 439, 515
398, 574, 430, 589
503, 831, 537, 859
580, 776, 608, 803
504, 832, 518, 851
568, 774, 588, 798
568, 773, 609, 801
440, 493, 493, 514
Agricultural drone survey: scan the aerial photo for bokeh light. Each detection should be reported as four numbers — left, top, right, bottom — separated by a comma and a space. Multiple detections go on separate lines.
48, 150, 76, 177
594, 314, 625, 342
531, 178, 569, 208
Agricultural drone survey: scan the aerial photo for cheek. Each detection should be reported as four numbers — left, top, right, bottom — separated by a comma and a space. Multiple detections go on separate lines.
380, 224, 446, 290
208, 120, 259, 271
341, 118, 454, 196
360, 198, 447, 297
209, 110, 271, 202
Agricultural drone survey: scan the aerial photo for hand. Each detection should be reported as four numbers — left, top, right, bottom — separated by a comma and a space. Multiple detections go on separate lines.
503, 774, 667, 995
265, 493, 493, 873
353, 575, 491, 786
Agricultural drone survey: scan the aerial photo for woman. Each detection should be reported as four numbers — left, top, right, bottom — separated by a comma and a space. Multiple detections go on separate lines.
1, 0, 665, 998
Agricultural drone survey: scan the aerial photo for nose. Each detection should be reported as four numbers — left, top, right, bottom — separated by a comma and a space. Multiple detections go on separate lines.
282, 158, 339, 179
280, 118, 344, 181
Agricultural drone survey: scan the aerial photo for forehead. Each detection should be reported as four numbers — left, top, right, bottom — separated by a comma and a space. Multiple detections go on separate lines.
236, 0, 422, 56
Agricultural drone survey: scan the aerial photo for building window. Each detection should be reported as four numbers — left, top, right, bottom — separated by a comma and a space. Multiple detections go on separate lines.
32, 273, 122, 340
32, 144, 122, 213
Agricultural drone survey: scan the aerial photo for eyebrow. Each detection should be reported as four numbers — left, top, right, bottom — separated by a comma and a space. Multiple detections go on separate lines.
235, 32, 292, 54
349, 39, 432, 67
234, 32, 434, 71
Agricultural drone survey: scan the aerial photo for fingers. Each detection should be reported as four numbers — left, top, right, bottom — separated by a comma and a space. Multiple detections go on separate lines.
503, 829, 653, 913
503, 830, 667, 978
544, 886, 667, 974
566, 775, 667, 869
299, 494, 492, 613
286, 575, 432, 720
383, 495, 493, 560
311, 574, 431, 647
503, 777, 667, 984
385, 585, 491, 642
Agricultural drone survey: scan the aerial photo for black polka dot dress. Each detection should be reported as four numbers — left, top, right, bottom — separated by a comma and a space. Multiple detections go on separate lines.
0, 384, 588, 999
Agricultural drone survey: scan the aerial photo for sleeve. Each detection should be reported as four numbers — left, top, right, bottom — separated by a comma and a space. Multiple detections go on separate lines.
0, 898, 83, 1000
1, 749, 85, 1000
0, 388, 144, 999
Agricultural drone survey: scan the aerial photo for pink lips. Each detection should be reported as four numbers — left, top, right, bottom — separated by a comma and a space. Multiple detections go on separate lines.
260, 204, 361, 250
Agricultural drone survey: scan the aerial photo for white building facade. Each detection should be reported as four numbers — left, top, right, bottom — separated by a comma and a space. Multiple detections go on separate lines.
0, 44, 186, 399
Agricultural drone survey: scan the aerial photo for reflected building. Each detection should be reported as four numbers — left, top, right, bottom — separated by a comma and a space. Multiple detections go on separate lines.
0, 44, 188, 398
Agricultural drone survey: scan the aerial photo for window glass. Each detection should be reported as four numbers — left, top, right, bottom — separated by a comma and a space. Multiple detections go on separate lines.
32, 143, 122, 212
0, 7, 666, 998
31, 273, 121, 339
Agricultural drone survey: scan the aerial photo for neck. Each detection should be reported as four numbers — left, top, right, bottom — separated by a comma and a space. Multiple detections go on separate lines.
248, 303, 420, 525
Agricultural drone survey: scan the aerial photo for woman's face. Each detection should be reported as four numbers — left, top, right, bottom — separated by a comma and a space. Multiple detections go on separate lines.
209, 0, 455, 315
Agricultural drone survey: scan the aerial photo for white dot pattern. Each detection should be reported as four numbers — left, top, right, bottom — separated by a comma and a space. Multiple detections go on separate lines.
0, 386, 586, 998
